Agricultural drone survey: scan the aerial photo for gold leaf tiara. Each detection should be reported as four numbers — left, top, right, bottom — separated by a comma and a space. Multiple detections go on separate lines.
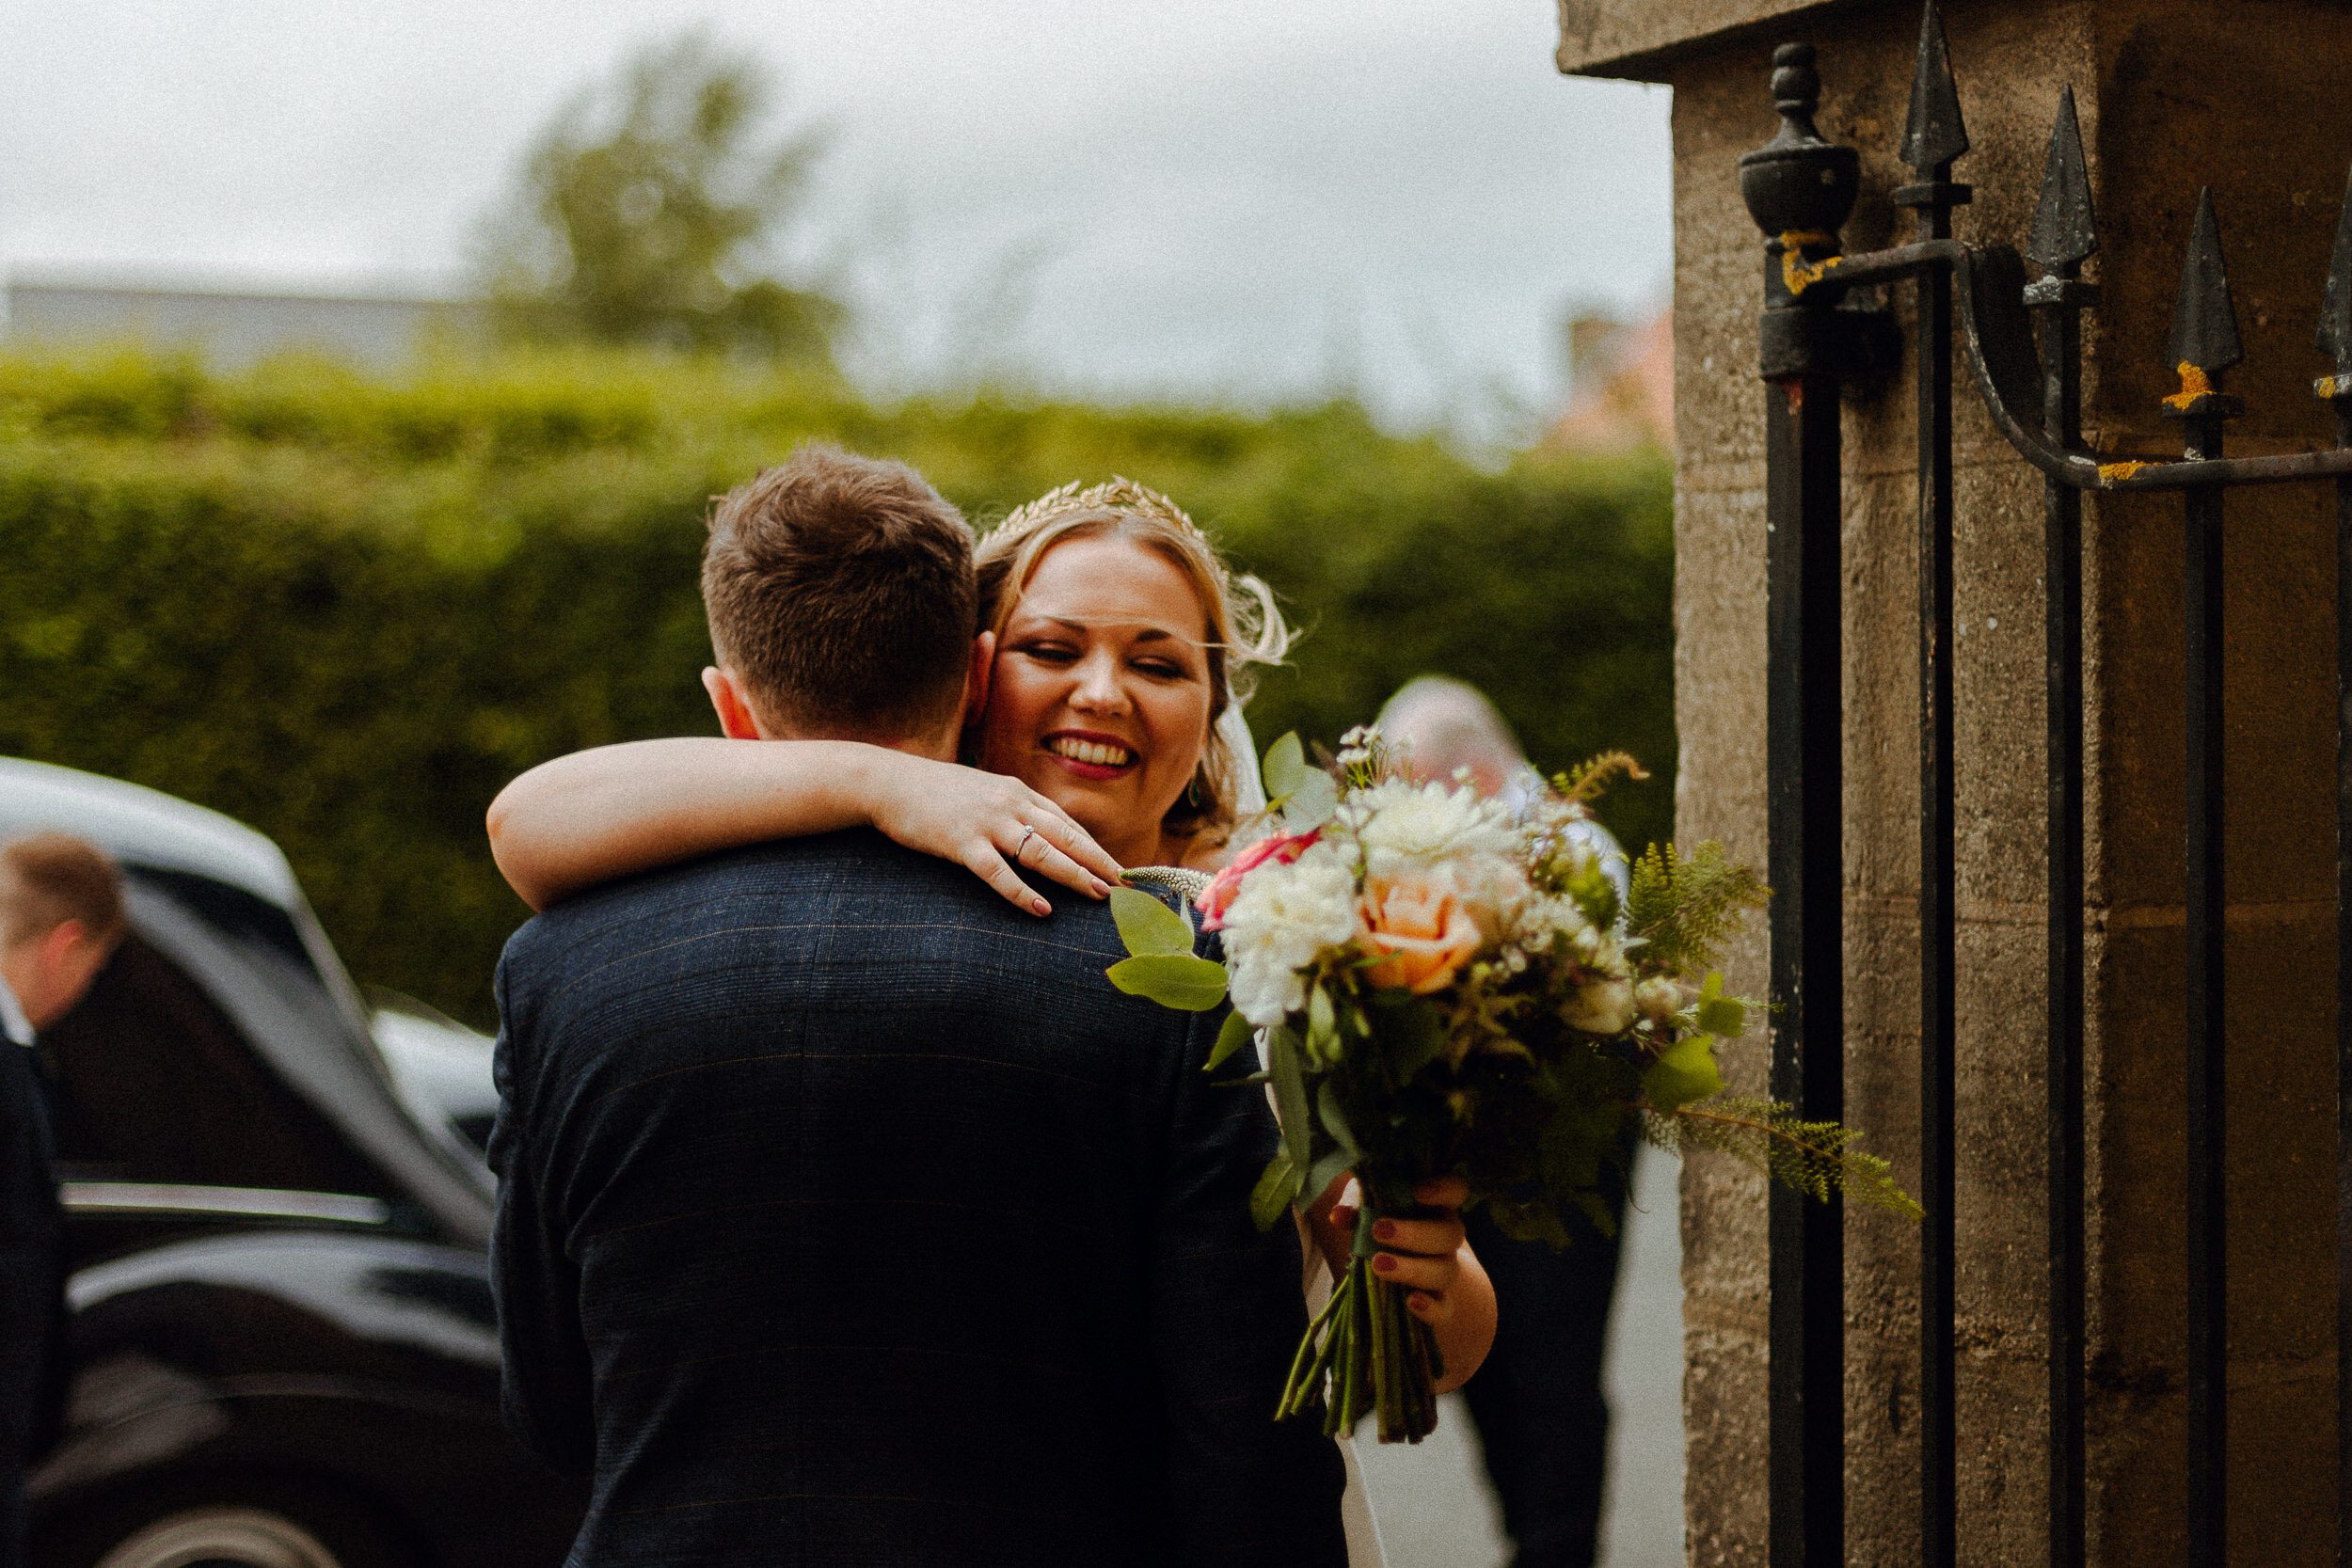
992, 473, 1292, 668
992, 475, 1230, 585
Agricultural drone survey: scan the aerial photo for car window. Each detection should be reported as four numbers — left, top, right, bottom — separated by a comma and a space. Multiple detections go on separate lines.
371, 1001, 499, 1159
40, 921, 392, 1199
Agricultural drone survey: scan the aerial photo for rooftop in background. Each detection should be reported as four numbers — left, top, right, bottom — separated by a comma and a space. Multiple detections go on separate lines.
1543, 308, 1672, 454
7, 277, 478, 371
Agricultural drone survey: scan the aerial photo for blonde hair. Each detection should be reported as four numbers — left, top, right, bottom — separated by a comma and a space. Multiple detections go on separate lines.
975, 478, 1290, 843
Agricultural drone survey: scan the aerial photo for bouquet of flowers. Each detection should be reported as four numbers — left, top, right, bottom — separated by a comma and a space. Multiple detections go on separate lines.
1109, 730, 1919, 1444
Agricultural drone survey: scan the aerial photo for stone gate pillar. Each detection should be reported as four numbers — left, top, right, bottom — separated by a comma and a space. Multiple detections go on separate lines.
1555, 1, 2352, 1561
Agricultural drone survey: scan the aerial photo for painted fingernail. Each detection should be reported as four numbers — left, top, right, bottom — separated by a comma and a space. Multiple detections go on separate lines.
1032, 898, 1051, 916
1372, 1219, 1397, 1243
1372, 1254, 1396, 1274
1091, 880, 1110, 897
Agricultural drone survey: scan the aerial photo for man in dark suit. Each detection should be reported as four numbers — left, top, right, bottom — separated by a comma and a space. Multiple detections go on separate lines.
489, 445, 1345, 1566
0, 833, 124, 1568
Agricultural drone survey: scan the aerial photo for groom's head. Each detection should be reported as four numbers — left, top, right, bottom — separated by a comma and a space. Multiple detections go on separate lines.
701, 444, 979, 756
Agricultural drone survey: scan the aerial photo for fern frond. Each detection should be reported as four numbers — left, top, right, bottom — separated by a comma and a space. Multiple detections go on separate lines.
1553, 751, 1649, 807
1627, 842, 1769, 975
1648, 1096, 1923, 1221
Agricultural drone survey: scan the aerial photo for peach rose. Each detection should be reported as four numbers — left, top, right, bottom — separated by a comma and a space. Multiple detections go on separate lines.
1357, 876, 1481, 995
1196, 829, 1321, 931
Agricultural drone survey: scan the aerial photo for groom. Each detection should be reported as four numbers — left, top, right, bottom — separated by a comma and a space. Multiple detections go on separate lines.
488, 444, 1346, 1566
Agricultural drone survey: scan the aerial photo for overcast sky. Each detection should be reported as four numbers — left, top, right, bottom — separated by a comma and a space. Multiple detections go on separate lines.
0, 0, 1671, 435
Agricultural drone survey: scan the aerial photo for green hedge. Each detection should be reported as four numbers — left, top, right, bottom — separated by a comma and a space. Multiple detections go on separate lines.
0, 348, 1671, 1025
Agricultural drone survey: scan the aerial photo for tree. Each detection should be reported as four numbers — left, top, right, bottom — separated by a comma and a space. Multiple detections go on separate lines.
476, 33, 846, 367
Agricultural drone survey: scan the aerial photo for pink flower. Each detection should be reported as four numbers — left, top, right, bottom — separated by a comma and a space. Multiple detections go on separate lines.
1357, 876, 1482, 995
1196, 829, 1322, 931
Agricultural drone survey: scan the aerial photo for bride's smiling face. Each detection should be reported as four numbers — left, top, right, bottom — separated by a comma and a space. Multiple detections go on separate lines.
977, 532, 1215, 868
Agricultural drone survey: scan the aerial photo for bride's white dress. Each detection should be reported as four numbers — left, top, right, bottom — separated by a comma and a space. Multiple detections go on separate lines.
1304, 1251, 1392, 1566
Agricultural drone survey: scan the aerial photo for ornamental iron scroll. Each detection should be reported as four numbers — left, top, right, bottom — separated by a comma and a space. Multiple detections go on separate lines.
1738, 8, 2352, 1566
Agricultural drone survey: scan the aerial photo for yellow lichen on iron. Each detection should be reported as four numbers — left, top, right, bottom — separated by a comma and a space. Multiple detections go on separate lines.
2161, 361, 2214, 410
1777, 230, 1843, 297
2095, 461, 2153, 485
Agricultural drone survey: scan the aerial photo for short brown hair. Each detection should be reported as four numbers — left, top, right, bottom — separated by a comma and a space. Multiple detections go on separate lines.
1, 832, 125, 948
702, 444, 977, 739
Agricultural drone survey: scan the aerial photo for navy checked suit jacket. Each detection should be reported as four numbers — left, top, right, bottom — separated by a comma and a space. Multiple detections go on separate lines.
489, 832, 1346, 1568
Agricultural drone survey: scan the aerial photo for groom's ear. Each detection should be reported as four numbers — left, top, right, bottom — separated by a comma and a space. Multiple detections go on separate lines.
703, 666, 768, 741
961, 632, 994, 729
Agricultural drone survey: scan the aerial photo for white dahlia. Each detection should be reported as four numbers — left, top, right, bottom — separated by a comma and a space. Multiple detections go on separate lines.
1342, 781, 1522, 883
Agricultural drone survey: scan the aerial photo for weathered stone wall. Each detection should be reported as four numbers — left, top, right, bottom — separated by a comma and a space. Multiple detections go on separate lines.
1561, 1, 2350, 1561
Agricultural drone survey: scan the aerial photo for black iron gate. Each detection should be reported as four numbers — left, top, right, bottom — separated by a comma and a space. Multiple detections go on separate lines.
1740, 7, 2352, 1562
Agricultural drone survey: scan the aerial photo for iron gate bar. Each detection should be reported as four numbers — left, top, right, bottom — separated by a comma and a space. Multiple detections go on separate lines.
2026, 83, 2095, 1568
1895, 10, 1966, 1565
2338, 390, 2352, 1568
2322, 159, 2352, 1568
1746, 13, 2352, 1559
1740, 43, 1852, 1568
2164, 187, 2244, 1568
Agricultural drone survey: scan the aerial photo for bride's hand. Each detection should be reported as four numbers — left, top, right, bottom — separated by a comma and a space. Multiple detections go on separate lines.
1324, 1176, 1470, 1321
861, 752, 1125, 916
1320, 1174, 1495, 1391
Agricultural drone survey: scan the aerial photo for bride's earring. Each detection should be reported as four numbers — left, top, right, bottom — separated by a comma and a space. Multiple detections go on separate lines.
1186, 775, 1204, 809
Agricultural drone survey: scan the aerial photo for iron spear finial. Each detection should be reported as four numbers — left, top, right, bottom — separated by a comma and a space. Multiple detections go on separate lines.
2315, 162, 2352, 374
2027, 86, 2098, 276
2168, 188, 2244, 381
1899, 0, 1968, 172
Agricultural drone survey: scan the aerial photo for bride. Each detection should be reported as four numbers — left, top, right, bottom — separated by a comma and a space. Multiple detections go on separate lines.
488, 476, 1496, 1559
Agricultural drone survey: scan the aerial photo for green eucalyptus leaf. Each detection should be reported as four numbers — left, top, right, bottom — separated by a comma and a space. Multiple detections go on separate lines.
1694, 973, 1746, 1038
1109, 885, 1195, 958
1315, 1079, 1361, 1160
1204, 1008, 1257, 1073
1251, 1151, 1303, 1231
1266, 1025, 1313, 1177
1262, 731, 1308, 800
1281, 770, 1340, 832
1107, 954, 1230, 1011
1305, 1146, 1355, 1209
1643, 1033, 1726, 1115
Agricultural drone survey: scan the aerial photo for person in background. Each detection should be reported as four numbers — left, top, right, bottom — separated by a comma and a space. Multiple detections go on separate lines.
1375, 677, 1629, 1568
0, 832, 124, 1568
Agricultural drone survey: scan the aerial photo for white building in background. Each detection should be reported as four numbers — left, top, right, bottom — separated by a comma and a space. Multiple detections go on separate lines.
5, 277, 477, 370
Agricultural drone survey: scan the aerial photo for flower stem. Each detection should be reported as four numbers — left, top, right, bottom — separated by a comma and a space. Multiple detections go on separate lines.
1277, 1198, 1442, 1444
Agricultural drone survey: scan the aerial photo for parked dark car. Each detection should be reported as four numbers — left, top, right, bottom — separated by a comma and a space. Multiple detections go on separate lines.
2, 757, 585, 1568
